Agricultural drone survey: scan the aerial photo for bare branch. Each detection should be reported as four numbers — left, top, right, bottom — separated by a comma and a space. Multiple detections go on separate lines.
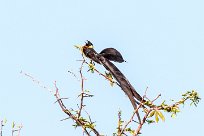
0, 120, 3, 136
20, 71, 54, 95
78, 59, 86, 118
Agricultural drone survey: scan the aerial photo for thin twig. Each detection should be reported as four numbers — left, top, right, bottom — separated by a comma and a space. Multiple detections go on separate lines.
60, 117, 70, 121
0, 120, 3, 136
78, 60, 86, 118
20, 71, 54, 95
94, 68, 120, 87
68, 70, 80, 82
83, 109, 93, 124
84, 61, 120, 87
152, 94, 161, 103
134, 109, 152, 136
54, 98, 69, 104
117, 111, 122, 134
17, 124, 23, 136
119, 98, 144, 135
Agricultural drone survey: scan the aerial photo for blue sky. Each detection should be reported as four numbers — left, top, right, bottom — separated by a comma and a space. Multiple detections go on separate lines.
0, 0, 203, 136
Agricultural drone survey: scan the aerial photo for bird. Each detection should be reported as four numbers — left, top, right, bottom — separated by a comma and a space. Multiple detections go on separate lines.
82, 41, 143, 123
82, 40, 143, 103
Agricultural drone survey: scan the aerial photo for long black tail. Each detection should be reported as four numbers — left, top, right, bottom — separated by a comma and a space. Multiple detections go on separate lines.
83, 45, 144, 104
97, 55, 143, 103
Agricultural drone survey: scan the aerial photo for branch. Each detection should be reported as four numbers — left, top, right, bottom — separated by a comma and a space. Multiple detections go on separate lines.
22, 71, 101, 136
119, 102, 143, 135
78, 60, 86, 118
53, 81, 91, 136
84, 61, 120, 87
0, 120, 3, 136
134, 109, 152, 136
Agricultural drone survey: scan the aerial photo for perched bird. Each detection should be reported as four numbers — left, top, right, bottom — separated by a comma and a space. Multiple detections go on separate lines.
82, 40, 143, 103
100, 48, 126, 63
82, 40, 143, 123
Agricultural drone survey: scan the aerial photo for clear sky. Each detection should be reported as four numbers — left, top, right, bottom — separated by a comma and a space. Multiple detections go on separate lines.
0, 0, 203, 136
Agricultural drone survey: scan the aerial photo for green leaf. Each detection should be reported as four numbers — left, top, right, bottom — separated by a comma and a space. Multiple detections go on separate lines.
171, 113, 176, 118
125, 127, 134, 134
148, 110, 155, 118
155, 112, 159, 123
79, 117, 87, 122
144, 100, 153, 106
157, 111, 165, 122
85, 90, 90, 93
88, 62, 95, 73
3, 118, 7, 124
146, 119, 155, 124
12, 121, 15, 128
105, 72, 114, 86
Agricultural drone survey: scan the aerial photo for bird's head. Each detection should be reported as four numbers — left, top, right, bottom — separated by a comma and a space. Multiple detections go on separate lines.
81, 40, 95, 57
84, 40, 94, 49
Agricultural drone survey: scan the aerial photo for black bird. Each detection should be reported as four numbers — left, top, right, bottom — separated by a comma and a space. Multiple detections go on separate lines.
82, 40, 143, 104
82, 41, 143, 123
100, 48, 126, 63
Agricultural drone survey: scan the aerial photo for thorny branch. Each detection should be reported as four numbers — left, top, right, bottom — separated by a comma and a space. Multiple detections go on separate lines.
22, 66, 200, 136
21, 71, 100, 136
54, 82, 92, 136
78, 60, 85, 118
